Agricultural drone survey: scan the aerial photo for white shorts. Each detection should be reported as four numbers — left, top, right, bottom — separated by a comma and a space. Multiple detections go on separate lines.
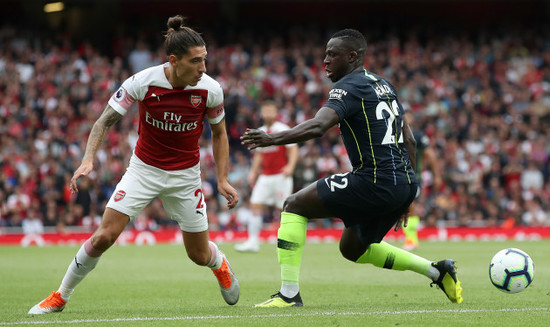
106, 154, 207, 232
250, 173, 293, 209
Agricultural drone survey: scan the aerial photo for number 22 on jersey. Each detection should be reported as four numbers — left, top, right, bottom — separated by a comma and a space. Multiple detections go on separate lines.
376, 100, 403, 145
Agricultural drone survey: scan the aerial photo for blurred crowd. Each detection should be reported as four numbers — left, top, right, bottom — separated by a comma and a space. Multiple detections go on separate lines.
1, 23, 549, 234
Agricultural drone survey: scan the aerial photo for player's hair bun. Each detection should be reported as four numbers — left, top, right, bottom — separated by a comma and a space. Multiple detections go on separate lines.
167, 15, 185, 32
163, 15, 204, 56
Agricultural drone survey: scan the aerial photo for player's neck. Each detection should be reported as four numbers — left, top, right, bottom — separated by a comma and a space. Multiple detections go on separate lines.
349, 64, 363, 74
164, 66, 188, 88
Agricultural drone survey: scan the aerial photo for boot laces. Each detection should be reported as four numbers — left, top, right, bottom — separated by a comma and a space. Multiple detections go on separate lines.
213, 258, 233, 289
39, 292, 66, 309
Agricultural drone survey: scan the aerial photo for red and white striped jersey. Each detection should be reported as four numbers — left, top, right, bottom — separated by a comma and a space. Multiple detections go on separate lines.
108, 63, 225, 170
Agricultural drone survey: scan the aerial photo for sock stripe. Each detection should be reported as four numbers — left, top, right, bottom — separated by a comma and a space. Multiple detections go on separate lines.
278, 238, 300, 251
383, 253, 396, 269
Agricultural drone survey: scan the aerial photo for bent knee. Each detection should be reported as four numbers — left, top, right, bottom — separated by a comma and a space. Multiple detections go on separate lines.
282, 194, 298, 213
339, 245, 361, 262
91, 232, 118, 251
339, 239, 369, 262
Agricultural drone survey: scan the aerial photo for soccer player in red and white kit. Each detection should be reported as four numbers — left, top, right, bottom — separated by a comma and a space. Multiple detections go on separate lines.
28, 16, 240, 314
235, 101, 298, 252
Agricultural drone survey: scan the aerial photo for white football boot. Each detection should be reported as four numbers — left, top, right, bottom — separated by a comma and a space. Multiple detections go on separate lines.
28, 291, 66, 314
212, 253, 240, 305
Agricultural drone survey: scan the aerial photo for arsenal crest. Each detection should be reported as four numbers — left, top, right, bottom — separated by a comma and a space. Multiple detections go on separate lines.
190, 95, 202, 108
114, 190, 126, 202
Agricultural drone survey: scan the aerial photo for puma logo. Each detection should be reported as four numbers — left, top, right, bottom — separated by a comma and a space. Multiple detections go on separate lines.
74, 257, 83, 268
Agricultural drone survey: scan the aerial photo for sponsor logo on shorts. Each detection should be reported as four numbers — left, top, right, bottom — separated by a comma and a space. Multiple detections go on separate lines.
114, 190, 126, 202
190, 95, 202, 108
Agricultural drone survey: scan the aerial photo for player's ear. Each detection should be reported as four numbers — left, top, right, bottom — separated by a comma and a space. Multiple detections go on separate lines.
168, 54, 178, 66
348, 50, 358, 63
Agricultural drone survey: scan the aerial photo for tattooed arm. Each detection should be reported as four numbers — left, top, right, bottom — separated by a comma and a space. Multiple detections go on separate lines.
70, 105, 123, 193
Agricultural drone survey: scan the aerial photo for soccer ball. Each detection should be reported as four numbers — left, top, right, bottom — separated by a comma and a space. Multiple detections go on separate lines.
489, 248, 534, 293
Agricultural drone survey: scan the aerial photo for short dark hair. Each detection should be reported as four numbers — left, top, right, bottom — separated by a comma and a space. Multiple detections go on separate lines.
331, 29, 367, 54
164, 15, 205, 57
261, 99, 278, 109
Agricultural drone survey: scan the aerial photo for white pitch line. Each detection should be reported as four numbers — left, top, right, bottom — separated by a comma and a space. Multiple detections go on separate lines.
3, 307, 549, 325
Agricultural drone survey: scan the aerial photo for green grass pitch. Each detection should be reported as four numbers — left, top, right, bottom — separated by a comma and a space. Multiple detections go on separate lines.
1, 240, 549, 326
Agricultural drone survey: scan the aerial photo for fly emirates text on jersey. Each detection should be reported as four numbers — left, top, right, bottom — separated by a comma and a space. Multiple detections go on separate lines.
145, 111, 198, 132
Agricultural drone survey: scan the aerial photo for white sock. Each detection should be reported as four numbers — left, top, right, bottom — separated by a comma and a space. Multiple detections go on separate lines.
57, 239, 103, 301
280, 284, 299, 298
247, 214, 262, 244
207, 241, 223, 270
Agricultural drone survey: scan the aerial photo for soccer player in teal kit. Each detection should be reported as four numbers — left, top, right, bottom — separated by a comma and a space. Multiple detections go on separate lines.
242, 29, 463, 307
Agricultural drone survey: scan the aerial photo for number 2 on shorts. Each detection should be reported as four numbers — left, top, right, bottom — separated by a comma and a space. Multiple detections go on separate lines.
194, 189, 204, 209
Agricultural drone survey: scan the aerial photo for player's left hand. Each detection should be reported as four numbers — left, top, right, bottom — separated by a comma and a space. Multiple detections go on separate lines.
218, 180, 239, 209
240, 128, 273, 150
394, 207, 410, 231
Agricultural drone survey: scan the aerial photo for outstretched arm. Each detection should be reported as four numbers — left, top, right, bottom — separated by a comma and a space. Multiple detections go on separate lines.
70, 105, 123, 193
211, 118, 239, 209
241, 107, 340, 150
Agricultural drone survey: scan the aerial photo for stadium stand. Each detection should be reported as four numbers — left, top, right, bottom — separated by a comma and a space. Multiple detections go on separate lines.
1, 1, 549, 235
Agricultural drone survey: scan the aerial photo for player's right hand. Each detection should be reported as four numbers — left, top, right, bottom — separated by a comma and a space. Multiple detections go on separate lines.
70, 160, 93, 194
218, 179, 239, 209
240, 128, 273, 150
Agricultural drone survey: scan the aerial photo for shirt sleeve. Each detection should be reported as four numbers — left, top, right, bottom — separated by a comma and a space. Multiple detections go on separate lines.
108, 76, 141, 115
322, 82, 351, 121
206, 82, 225, 124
